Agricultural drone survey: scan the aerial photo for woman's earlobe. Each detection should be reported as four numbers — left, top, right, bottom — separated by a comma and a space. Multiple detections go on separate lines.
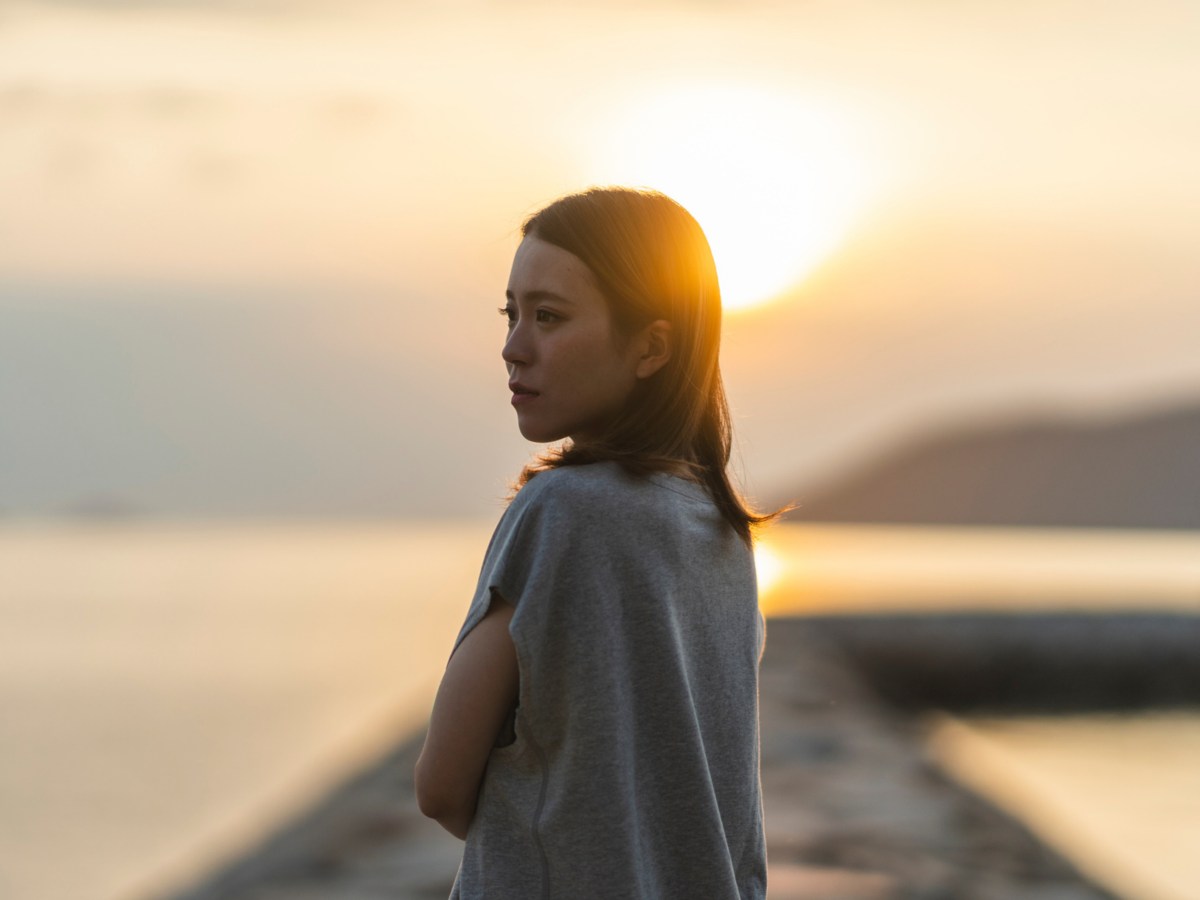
635, 320, 673, 380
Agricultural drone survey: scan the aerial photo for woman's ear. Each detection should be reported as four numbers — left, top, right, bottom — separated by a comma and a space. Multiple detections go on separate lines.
634, 319, 672, 380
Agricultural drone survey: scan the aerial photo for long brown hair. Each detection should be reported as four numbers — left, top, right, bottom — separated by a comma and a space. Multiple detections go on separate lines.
514, 187, 778, 542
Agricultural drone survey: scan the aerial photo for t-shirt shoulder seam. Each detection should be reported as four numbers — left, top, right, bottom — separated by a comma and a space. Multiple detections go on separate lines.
511, 463, 623, 508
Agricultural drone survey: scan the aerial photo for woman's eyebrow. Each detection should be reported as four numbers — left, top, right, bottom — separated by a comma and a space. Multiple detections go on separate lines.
505, 289, 575, 305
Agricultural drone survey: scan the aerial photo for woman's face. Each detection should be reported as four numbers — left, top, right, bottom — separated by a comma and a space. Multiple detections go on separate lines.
501, 236, 643, 445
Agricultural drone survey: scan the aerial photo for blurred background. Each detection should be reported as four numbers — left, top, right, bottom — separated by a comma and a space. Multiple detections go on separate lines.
1, 1, 1197, 898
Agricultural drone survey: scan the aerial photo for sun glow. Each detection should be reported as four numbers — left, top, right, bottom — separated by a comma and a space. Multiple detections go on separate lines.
754, 542, 786, 606
587, 83, 873, 312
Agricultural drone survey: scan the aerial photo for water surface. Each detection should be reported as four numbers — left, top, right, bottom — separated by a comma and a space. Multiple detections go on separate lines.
2, 521, 1197, 900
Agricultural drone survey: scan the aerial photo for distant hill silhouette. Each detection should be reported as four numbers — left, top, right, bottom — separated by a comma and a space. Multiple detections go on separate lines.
783, 400, 1200, 529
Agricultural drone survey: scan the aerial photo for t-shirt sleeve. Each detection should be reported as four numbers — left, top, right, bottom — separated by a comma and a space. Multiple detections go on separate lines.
450, 474, 578, 656
450, 471, 626, 697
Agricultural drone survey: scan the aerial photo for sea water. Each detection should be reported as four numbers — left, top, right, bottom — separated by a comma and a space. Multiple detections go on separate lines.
1, 522, 1198, 900
0, 521, 490, 900
928, 712, 1200, 900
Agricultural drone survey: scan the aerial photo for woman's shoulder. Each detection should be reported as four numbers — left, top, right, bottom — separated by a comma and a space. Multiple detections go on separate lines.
511, 461, 631, 511
513, 461, 712, 522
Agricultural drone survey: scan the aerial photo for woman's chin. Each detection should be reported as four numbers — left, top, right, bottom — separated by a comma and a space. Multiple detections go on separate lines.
517, 421, 566, 444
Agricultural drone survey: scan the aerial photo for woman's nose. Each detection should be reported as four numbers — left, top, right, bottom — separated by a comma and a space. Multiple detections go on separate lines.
501, 322, 529, 367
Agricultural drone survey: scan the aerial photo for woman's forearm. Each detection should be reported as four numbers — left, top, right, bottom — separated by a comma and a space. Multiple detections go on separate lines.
415, 598, 518, 839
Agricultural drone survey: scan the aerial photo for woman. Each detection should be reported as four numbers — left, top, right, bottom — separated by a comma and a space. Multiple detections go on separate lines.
415, 187, 772, 899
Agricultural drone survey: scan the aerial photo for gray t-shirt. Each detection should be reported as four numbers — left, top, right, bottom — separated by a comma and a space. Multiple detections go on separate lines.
448, 462, 766, 900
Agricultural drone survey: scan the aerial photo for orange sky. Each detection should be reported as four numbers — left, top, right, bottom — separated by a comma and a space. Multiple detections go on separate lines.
1, 0, 1198, 515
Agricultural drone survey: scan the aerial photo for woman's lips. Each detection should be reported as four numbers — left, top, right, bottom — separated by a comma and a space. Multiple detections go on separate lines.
510, 386, 539, 406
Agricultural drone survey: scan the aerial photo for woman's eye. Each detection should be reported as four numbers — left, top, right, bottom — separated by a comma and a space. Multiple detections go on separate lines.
535, 309, 559, 323
497, 305, 516, 324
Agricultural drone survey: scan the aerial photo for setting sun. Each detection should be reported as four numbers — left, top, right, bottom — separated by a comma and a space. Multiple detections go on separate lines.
586, 83, 873, 311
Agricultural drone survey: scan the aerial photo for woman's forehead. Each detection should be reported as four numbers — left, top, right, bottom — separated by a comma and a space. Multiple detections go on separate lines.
508, 236, 601, 299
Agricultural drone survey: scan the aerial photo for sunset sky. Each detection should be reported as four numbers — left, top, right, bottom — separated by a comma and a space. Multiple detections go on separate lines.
2, 0, 1198, 517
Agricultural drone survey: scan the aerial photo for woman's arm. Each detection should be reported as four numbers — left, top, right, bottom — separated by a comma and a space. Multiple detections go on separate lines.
414, 595, 518, 839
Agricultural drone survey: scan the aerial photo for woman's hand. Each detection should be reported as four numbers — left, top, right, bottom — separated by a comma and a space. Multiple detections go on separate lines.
414, 595, 519, 839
